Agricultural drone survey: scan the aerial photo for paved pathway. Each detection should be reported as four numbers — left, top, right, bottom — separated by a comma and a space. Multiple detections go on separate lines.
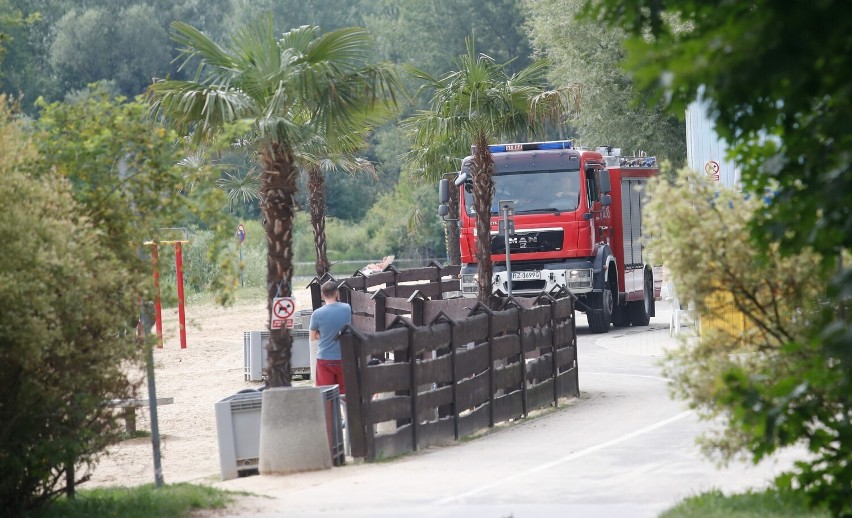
213, 302, 799, 517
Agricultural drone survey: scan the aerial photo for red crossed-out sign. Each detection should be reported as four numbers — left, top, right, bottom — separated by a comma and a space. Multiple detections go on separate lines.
271, 297, 296, 329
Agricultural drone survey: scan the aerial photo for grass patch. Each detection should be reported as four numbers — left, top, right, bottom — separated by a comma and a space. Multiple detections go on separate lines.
660, 488, 828, 518
31, 483, 235, 518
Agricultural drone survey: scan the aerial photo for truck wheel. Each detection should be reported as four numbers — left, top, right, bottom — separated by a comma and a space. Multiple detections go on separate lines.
612, 303, 630, 327
628, 270, 653, 327
587, 280, 614, 334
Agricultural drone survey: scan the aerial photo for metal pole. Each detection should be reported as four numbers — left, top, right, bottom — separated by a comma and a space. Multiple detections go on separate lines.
140, 315, 165, 487
502, 203, 513, 297
151, 244, 164, 349
175, 242, 187, 349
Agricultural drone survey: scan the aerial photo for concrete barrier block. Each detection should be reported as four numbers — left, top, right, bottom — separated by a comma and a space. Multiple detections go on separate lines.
258, 387, 332, 474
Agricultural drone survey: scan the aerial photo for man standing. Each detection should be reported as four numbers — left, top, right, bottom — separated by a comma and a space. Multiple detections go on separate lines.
309, 281, 352, 394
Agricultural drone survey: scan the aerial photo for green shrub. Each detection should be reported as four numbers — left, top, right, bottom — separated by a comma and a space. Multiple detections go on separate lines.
0, 153, 142, 512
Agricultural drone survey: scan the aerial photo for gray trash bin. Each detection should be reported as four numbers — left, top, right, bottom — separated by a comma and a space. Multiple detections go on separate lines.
215, 389, 263, 480
215, 386, 344, 479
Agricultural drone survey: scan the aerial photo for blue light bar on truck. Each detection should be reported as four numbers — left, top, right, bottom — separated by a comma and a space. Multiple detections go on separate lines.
487, 140, 573, 153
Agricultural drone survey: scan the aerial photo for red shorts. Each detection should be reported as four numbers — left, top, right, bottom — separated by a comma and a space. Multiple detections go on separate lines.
316, 359, 345, 395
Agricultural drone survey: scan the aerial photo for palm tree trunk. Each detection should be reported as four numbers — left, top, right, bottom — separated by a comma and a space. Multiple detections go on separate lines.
259, 141, 298, 388
446, 184, 461, 265
472, 133, 495, 303
307, 165, 331, 277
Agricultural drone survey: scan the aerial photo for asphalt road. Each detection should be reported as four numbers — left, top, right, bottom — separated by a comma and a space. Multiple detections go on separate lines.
214, 301, 800, 518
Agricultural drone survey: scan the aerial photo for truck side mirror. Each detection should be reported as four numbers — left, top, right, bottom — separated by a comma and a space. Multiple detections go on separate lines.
438, 179, 450, 204
438, 204, 449, 217
601, 194, 612, 207
599, 170, 611, 193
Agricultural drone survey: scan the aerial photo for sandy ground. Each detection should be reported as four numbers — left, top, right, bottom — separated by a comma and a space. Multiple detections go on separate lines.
88, 288, 315, 488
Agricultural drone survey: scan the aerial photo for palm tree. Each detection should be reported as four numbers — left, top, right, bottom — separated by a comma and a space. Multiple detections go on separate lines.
403, 39, 570, 302
149, 19, 400, 387
401, 129, 464, 265
296, 132, 376, 277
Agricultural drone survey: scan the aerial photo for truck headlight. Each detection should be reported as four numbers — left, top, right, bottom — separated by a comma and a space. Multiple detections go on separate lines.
568, 269, 592, 279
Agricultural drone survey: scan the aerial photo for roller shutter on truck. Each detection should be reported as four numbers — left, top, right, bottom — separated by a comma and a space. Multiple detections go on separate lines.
620, 179, 647, 267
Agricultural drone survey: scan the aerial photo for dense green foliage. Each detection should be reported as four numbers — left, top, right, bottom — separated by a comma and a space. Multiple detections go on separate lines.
29, 483, 232, 518
587, 1, 851, 514
661, 488, 828, 518
0, 88, 235, 511
0, 98, 142, 513
526, 0, 686, 163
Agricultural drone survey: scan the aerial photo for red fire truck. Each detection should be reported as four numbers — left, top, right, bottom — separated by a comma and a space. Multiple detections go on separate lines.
438, 140, 661, 333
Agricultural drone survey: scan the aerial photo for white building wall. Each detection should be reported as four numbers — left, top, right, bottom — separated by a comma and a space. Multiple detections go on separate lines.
685, 98, 740, 189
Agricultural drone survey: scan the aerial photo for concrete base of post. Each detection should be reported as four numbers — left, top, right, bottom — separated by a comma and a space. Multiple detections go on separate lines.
258, 387, 332, 475
309, 339, 319, 385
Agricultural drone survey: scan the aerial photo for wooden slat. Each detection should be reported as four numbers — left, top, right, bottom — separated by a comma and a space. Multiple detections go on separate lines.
494, 362, 523, 391
364, 362, 409, 394
417, 418, 455, 450
364, 271, 396, 287
491, 308, 519, 335
423, 298, 475, 323
412, 323, 452, 357
491, 334, 520, 361
368, 395, 410, 424
552, 298, 573, 320
520, 305, 551, 328
555, 346, 575, 369
373, 426, 414, 461
456, 371, 490, 411
455, 313, 489, 346
360, 327, 409, 357
417, 383, 453, 412
440, 265, 461, 277
527, 379, 555, 410
384, 297, 412, 312
352, 314, 375, 333
396, 266, 441, 282
416, 354, 452, 385
349, 290, 375, 314
555, 368, 579, 398
340, 331, 366, 459
455, 342, 489, 379
339, 276, 367, 291
458, 405, 490, 438
526, 353, 553, 384
493, 391, 523, 424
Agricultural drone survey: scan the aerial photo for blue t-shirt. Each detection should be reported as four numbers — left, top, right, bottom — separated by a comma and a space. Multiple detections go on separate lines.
309, 302, 352, 360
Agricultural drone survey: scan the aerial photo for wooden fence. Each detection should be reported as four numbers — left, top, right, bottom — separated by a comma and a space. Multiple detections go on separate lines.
339, 294, 578, 461
308, 262, 579, 461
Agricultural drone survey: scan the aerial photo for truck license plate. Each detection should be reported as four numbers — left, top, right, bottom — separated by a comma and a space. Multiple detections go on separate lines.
511, 271, 540, 280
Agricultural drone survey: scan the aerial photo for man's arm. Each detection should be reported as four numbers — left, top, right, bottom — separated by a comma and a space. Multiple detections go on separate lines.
310, 329, 320, 341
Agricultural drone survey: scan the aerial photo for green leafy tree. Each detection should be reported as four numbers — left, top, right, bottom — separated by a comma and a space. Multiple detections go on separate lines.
149, 20, 401, 386
1, 86, 233, 512
0, 106, 142, 514
584, 1, 851, 513
404, 39, 569, 301
49, 5, 171, 96
526, 0, 685, 162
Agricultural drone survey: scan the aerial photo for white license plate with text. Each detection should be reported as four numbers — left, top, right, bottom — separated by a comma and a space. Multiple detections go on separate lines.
511, 271, 540, 280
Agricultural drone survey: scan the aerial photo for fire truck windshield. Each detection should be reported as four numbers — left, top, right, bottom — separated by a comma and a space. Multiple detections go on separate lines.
464, 169, 582, 215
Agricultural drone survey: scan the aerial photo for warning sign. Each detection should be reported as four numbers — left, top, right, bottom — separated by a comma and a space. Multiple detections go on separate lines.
271, 297, 296, 329
704, 160, 721, 181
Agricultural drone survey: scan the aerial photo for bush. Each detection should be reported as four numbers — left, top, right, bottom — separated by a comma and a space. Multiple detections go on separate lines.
0, 159, 143, 512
